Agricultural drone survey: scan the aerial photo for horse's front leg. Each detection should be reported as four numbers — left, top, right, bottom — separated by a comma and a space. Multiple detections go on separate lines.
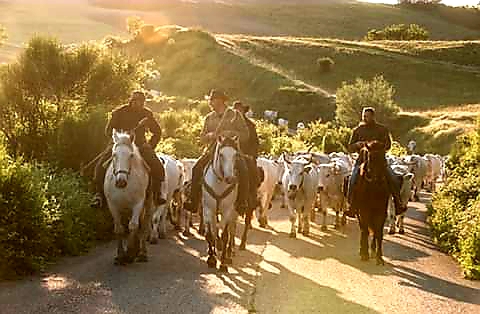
358, 216, 369, 261
219, 224, 230, 272
126, 201, 144, 263
375, 224, 385, 266
398, 214, 405, 235
109, 205, 126, 265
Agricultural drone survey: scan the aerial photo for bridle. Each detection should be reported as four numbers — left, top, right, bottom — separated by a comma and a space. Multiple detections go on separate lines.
112, 142, 134, 180
212, 139, 239, 183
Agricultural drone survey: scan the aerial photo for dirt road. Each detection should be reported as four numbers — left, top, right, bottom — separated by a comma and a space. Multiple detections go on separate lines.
1, 193, 479, 313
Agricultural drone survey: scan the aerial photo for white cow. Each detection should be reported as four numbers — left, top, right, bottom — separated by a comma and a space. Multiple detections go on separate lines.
403, 155, 428, 201
316, 159, 351, 230
424, 154, 443, 192
264, 110, 278, 121
282, 157, 319, 238
150, 153, 185, 242
278, 118, 289, 129
256, 157, 283, 228
407, 140, 417, 155
387, 165, 414, 235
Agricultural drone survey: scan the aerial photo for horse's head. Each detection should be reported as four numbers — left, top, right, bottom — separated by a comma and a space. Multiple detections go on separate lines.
112, 129, 136, 189
360, 140, 387, 182
213, 133, 240, 184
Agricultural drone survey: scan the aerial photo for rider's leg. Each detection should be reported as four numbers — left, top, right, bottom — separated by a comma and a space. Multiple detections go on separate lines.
245, 156, 259, 209
236, 156, 250, 216
187, 152, 211, 212
139, 146, 166, 205
386, 165, 407, 214
91, 148, 112, 208
345, 158, 360, 217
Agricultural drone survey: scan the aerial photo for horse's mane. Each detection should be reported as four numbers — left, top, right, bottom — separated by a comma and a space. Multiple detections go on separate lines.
113, 131, 139, 154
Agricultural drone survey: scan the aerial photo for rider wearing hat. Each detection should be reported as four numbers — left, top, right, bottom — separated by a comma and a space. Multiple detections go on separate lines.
186, 90, 251, 215
92, 90, 166, 208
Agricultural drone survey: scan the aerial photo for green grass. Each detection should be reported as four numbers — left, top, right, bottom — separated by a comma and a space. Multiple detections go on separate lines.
219, 35, 480, 110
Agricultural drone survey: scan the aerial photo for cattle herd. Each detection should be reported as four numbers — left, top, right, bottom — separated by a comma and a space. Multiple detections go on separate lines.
150, 150, 446, 259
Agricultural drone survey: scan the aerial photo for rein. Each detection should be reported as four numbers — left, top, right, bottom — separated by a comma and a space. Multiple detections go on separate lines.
203, 141, 239, 212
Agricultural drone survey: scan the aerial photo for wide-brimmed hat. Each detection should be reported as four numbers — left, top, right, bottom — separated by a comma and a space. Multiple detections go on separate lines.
205, 89, 228, 101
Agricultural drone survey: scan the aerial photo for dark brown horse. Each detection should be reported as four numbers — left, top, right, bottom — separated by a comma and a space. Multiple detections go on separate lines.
351, 141, 390, 265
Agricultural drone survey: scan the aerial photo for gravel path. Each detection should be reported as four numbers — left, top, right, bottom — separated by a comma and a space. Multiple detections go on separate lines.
1, 193, 479, 313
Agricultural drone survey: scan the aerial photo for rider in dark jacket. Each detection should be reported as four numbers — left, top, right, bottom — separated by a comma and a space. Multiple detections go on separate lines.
346, 107, 406, 217
92, 91, 166, 208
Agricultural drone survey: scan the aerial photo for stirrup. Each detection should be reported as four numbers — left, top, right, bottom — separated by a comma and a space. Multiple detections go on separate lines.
91, 194, 104, 209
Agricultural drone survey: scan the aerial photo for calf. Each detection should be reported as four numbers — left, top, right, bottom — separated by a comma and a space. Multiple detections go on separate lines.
403, 155, 427, 201
256, 157, 283, 228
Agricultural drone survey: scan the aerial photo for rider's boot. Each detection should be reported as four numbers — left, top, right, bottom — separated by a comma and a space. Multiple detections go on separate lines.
91, 192, 105, 209
151, 178, 167, 206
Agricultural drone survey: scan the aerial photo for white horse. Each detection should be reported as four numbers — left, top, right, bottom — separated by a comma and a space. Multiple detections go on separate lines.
203, 135, 240, 272
150, 153, 185, 242
104, 129, 152, 265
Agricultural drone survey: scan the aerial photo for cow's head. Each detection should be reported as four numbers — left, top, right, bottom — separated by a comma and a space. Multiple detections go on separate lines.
285, 159, 313, 199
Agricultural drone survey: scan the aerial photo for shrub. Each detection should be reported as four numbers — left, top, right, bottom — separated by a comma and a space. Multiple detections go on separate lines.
316, 57, 334, 73
365, 24, 430, 41
335, 76, 400, 128
430, 121, 480, 279
0, 152, 111, 279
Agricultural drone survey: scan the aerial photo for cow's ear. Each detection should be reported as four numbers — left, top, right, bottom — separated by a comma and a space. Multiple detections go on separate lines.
304, 165, 313, 173
405, 173, 414, 181
112, 129, 119, 143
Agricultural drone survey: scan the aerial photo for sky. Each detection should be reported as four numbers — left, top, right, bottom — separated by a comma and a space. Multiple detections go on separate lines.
359, 0, 479, 6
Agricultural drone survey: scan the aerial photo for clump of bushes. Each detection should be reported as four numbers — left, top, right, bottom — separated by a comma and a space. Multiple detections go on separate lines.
0, 151, 111, 279
430, 122, 480, 279
316, 57, 334, 73
365, 24, 430, 41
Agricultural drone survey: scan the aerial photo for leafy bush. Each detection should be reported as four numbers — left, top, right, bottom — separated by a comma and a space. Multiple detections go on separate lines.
365, 24, 430, 41
0, 151, 111, 279
430, 121, 480, 279
316, 57, 334, 73
335, 76, 400, 128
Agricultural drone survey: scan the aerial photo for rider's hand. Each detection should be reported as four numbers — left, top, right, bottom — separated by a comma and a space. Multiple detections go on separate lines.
356, 141, 366, 149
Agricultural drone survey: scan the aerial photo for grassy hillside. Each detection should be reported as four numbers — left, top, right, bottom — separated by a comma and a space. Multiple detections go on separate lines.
220, 35, 480, 109
90, 0, 480, 40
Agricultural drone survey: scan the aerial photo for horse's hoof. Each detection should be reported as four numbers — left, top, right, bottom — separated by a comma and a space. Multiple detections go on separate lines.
360, 254, 369, 262
388, 229, 395, 235
376, 257, 385, 266
150, 238, 158, 245
334, 223, 340, 230
124, 255, 135, 264
158, 232, 166, 240
136, 255, 148, 263
399, 229, 405, 235
175, 225, 182, 231
341, 216, 347, 226
207, 256, 217, 268
219, 264, 228, 273
289, 232, 296, 238
199, 226, 206, 236
239, 243, 246, 251
302, 231, 309, 237
224, 258, 233, 265
321, 225, 328, 232
183, 230, 192, 237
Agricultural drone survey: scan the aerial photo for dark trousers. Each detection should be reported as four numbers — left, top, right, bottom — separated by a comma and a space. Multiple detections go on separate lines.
94, 144, 165, 195
190, 150, 251, 214
348, 158, 401, 205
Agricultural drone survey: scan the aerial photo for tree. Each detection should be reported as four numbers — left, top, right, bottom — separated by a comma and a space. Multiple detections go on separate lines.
126, 16, 144, 37
335, 76, 400, 128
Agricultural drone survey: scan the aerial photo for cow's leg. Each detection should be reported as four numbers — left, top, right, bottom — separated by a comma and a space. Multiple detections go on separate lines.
334, 209, 341, 229
159, 205, 167, 239
321, 207, 328, 231
297, 207, 303, 234
288, 202, 297, 238
183, 208, 192, 237
398, 215, 405, 234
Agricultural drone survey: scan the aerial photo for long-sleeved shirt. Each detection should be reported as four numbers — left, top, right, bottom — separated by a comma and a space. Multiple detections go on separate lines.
105, 104, 162, 148
200, 108, 250, 150
348, 121, 391, 153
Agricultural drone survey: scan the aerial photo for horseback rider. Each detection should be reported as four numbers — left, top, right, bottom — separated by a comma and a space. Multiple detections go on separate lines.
91, 90, 166, 208
233, 101, 261, 207
346, 107, 406, 217
186, 90, 251, 215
